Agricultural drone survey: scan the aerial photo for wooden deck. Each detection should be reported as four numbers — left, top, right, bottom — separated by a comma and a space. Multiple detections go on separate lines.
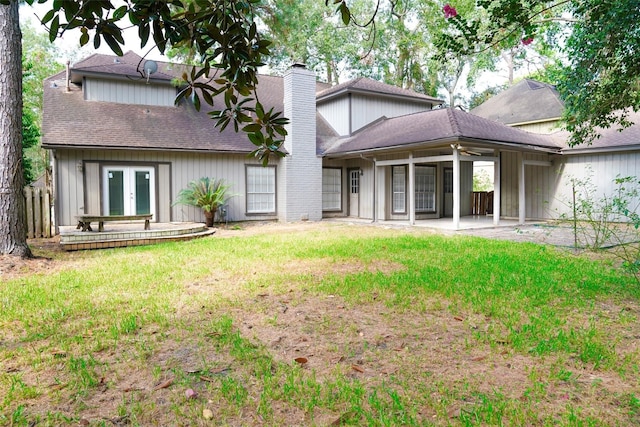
59, 222, 216, 251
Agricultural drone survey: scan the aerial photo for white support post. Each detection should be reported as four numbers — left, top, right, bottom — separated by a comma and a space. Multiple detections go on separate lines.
493, 150, 501, 226
453, 147, 460, 230
408, 154, 415, 225
518, 152, 526, 225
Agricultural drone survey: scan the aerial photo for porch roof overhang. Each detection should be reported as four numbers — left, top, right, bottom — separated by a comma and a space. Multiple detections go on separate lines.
321, 108, 564, 159
322, 136, 562, 159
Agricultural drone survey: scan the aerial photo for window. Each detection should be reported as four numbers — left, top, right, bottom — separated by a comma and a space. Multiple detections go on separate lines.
392, 165, 406, 214
246, 166, 276, 214
415, 165, 436, 212
322, 168, 342, 211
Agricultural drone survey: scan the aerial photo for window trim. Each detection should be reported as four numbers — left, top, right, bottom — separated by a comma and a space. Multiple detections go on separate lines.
245, 165, 277, 215
322, 167, 343, 212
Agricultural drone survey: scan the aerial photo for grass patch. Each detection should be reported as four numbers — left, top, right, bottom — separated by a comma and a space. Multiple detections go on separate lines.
1, 223, 639, 425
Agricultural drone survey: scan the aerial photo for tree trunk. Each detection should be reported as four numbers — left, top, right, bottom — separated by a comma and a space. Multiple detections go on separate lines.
0, 1, 32, 257
204, 209, 215, 228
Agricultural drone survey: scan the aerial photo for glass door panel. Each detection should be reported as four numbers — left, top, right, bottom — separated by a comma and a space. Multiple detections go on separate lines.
107, 170, 125, 215
135, 170, 151, 215
103, 166, 155, 217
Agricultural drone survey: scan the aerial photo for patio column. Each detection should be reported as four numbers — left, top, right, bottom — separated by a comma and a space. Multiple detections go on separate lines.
408, 153, 415, 225
518, 152, 526, 225
453, 147, 460, 230
493, 150, 501, 226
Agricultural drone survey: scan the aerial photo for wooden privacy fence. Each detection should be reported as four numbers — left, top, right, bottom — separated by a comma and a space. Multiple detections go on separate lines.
471, 191, 494, 215
24, 186, 52, 238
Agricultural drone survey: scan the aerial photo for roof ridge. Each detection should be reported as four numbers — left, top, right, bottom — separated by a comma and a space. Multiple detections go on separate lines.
447, 108, 461, 136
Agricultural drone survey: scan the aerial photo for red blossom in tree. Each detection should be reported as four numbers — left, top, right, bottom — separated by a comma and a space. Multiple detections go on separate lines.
443, 4, 458, 19
522, 37, 534, 46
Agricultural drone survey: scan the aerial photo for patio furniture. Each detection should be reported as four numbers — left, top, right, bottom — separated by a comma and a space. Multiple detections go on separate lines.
75, 214, 153, 232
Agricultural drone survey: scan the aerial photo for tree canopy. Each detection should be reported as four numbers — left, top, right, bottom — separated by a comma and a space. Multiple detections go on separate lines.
437, 0, 640, 145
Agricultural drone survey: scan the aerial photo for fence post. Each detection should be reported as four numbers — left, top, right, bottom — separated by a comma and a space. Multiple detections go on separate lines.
24, 186, 53, 238
34, 187, 43, 238
43, 189, 51, 238
24, 186, 35, 238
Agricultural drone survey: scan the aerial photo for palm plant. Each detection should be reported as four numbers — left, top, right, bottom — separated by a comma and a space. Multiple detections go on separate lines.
173, 177, 232, 227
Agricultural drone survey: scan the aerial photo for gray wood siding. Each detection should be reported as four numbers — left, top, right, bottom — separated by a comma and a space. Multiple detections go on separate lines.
158, 164, 171, 223
500, 151, 555, 219
460, 162, 473, 215
317, 97, 350, 135
548, 151, 640, 219
351, 94, 430, 133
513, 121, 560, 134
84, 162, 100, 214
500, 151, 519, 218
53, 149, 280, 226
318, 95, 431, 136
84, 78, 176, 107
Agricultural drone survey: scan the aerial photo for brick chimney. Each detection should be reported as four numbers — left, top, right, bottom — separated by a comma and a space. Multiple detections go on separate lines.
278, 64, 322, 222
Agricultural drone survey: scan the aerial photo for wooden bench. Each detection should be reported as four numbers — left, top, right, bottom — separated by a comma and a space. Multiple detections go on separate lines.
76, 214, 153, 232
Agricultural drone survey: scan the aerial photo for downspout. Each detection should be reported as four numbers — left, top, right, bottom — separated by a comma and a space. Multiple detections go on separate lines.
360, 154, 376, 222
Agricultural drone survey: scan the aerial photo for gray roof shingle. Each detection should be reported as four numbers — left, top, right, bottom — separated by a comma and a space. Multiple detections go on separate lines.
43, 52, 328, 153
471, 79, 564, 125
316, 77, 444, 105
322, 108, 563, 155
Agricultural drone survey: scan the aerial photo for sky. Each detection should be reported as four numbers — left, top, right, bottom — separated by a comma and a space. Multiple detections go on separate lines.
20, 2, 166, 63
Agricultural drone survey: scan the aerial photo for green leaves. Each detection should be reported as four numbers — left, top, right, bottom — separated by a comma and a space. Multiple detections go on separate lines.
558, 0, 640, 146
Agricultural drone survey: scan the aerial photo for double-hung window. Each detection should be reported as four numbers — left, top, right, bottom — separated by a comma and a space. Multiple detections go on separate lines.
322, 168, 342, 211
246, 165, 276, 214
415, 165, 436, 212
392, 165, 406, 214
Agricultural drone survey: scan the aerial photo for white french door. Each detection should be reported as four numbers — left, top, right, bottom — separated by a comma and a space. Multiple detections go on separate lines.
103, 166, 155, 217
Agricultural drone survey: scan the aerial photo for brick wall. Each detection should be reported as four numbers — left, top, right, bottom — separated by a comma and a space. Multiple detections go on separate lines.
278, 65, 323, 222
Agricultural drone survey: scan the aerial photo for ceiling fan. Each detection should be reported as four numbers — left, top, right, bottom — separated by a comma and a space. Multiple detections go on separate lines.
451, 144, 482, 156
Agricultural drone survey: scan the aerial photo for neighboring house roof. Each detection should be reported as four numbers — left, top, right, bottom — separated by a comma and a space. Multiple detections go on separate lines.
316, 77, 444, 105
471, 79, 564, 126
558, 110, 640, 154
323, 108, 563, 156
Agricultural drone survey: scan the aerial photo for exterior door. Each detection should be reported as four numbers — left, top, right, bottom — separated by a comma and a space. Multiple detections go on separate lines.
348, 169, 360, 217
103, 166, 155, 217
444, 167, 453, 217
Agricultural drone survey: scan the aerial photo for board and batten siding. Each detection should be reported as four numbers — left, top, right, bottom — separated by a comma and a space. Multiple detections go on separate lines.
547, 151, 640, 219
317, 97, 350, 135
84, 78, 176, 107
512, 121, 561, 134
317, 94, 432, 136
350, 94, 430, 134
500, 151, 557, 219
53, 149, 279, 226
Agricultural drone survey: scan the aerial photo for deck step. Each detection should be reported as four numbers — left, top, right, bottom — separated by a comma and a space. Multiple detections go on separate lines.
60, 223, 215, 251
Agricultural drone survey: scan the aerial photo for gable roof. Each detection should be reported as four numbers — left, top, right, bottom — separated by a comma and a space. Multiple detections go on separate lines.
70, 51, 178, 83
316, 77, 443, 105
471, 79, 564, 125
43, 52, 328, 153
323, 108, 563, 156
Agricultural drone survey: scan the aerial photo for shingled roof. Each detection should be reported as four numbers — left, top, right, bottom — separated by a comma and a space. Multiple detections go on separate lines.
322, 108, 563, 156
471, 79, 564, 126
558, 110, 640, 153
70, 51, 178, 83
43, 52, 328, 153
316, 77, 443, 105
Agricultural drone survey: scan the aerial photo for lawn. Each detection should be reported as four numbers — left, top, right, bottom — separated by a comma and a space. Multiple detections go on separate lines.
1, 222, 639, 426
